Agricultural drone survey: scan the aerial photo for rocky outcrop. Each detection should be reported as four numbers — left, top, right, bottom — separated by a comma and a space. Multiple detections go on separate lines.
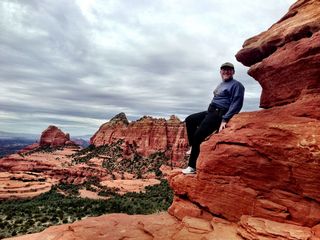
170, 93, 320, 226
39, 125, 76, 147
169, 0, 320, 237
5, 212, 320, 240
91, 113, 188, 166
236, 0, 320, 108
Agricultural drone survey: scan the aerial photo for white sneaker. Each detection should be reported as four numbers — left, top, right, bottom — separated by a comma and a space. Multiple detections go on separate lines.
182, 166, 196, 174
186, 147, 192, 155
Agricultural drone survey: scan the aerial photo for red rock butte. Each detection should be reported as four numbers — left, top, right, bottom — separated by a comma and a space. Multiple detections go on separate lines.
39, 125, 76, 147
90, 112, 189, 166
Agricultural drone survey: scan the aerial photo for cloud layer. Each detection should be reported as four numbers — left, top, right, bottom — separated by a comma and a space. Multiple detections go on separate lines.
0, 0, 295, 136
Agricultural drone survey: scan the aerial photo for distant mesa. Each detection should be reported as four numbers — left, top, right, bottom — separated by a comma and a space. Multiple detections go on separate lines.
16, 125, 78, 154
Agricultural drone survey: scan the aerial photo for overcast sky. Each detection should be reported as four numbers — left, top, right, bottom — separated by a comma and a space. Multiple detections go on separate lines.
0, 0, 295, 136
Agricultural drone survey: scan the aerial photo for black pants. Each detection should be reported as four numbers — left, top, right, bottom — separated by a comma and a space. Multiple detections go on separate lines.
185, 106, 225, 168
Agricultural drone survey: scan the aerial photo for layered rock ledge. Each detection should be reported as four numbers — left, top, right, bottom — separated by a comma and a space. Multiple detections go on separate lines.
170, 93, 320, 227
5, 212, 319, 240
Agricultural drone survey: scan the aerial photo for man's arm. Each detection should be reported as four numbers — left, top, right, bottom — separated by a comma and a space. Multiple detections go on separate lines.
219, 83, 245, 131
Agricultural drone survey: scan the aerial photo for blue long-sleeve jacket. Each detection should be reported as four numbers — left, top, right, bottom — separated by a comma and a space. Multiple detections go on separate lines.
210, 78, 245, 122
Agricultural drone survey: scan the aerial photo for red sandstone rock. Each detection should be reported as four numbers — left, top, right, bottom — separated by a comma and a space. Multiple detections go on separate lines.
168, 196, 213, 221
4, 213, 243, 240
91, 113, 188, 166
17, 143, 39, 154
0, 147, 110, 199
170, 93, 320, 227
236, 0, 320, 108
238, 215, 313, 240
4, 1, 320, 239
248, 31, 319, 108
6, 212, 319, 240
100, 179, 160, 195
0, 172, 55, 200
312, 224, 320, 238
169, 0, 320, 231
39, 125, 76, 147
236, 0, 320, 66
0, 145, 181, 200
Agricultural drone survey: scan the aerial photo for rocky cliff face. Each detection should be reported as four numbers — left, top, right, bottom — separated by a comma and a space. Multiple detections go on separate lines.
169, 0, 320, 237
236, 0, 320, 108
91, 113, 189, 166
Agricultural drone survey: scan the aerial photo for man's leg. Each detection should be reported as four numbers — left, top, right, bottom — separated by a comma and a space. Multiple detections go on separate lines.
185, 111, 208, 146
188, 111, 221, 169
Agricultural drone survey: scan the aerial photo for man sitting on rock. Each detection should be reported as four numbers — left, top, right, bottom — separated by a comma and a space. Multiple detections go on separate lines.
182, 62, 245, 174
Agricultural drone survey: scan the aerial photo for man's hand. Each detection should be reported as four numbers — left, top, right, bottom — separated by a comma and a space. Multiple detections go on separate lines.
219, 121, 227, 132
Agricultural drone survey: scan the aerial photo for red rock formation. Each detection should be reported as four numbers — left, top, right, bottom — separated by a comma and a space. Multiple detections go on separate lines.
169, 0, 320, 235
4, 1, 320, 239
170, 95, 320, 226
91, 113, 189, 166
236, 0, 320, 108
39, 125, 76, 147
5, 212, 319, 240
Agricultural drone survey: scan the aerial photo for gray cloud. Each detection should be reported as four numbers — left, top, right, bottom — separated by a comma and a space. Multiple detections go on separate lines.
0, 0, 295, 135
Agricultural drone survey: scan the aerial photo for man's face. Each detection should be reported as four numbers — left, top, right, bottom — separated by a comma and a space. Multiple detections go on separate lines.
220, 67, 234, 81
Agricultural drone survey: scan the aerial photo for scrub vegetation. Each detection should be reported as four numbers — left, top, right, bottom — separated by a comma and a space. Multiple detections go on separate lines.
70, 140, 170, 178
0, 179, 173, 238
1, 140, 175, 238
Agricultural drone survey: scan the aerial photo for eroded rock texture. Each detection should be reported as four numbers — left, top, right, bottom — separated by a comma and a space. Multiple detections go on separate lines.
236, 0, 320, 108
91, 113, 188, 166
170, 94, 320, 226
169, 0, 320, 238
4, 0, 320, 239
